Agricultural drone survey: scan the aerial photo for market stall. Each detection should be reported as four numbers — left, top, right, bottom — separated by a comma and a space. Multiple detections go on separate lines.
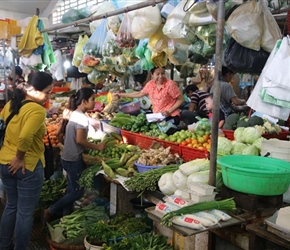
3, 0, 290, 249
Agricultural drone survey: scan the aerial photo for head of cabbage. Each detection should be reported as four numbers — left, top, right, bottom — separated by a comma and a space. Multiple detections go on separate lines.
242, 127, 262, 144
217, 137, 233, 156
252, 137, 265, 153
242, 145, 259, 155
231, 142, 247, 155
234, 127, 245, 142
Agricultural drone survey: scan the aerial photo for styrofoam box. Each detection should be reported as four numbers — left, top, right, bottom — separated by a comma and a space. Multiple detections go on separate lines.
187, 182, 216, 195
189, 190, 216, 203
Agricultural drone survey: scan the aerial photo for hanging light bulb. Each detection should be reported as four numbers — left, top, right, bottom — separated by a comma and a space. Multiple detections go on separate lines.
63, 59, 71, 69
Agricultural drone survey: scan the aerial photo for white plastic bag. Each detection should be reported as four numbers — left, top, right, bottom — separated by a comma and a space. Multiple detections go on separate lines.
226, 1, 263, 51
162, 1, 196, 45
187, 0, 216, 26
131, 5, 162, 39
263, 37, 290, 90
261, 2, 282, 53
247, 40, 290, 120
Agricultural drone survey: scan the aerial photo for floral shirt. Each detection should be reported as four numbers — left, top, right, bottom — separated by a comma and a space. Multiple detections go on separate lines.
141, 78, 182, 117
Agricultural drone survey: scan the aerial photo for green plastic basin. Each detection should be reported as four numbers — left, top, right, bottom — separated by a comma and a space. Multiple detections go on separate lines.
217, 155, 290, 196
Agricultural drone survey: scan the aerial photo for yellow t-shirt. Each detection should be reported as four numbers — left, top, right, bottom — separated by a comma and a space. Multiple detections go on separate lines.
0, 101, 46, 171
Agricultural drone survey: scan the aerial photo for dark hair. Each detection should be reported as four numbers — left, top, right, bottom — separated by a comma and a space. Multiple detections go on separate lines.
184, 84, 198, 94
10, 71, 53, 113
15, 66, 23, 77
68, 87, 94, 111
206, 93, 213, 99
150, 67, 165, 74
222, 66, 235, 76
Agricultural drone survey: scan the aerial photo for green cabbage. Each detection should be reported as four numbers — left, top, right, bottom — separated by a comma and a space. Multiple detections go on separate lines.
231, 142, 247, 155
242, 127, 262, 144
217, 137, 233, 156
242, 145, 259, 155
252, 137, 265, 153
234, 127, 245, 142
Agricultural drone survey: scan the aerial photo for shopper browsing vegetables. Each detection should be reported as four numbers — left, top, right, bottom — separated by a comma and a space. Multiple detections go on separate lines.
0, 72, 53, 250
44, 88, 106, 223
115, 67, 184, 125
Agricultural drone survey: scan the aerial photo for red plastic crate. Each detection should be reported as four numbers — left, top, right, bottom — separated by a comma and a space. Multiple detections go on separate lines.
180, 145, 208, 162
135, 134, 158, 149
222, 129, 234, 140
157, 139, 181, 156
262, 130, 289, 140
120, 129, 137, 145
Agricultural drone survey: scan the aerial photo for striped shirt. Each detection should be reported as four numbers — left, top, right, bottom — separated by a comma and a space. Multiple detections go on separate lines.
190, 90, 209, 113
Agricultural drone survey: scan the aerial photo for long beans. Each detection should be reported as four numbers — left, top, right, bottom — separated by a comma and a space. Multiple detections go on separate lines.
124, 164, 179, 193
161, 198, 236, 227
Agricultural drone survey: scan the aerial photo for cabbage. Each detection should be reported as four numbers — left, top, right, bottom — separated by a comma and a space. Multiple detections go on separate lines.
242, 127, 262, 144
242, 145, 259, 155
234, 127, 245, 142
217, 137, 233, 156
231, 142, 247, 155
252, 137, 266, 153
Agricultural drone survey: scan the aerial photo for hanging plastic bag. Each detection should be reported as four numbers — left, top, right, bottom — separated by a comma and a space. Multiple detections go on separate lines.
89, 0, 118, 34
131, 5, 162, 39
167, 42, 189, 66
116, 13, 136, 49
87, 69, 107, 84
78, 61, 94, 74
151, 51, 168, 68
141, 49, 154, 71
261, 3, 282, 53
195, 24, 217, 47
122, 48, 139, 65
226, 0, 263, 51
247, 40, 290, 120
162, 1, 196, 45
224, 38, 269, 74
188, 39, 211, 64
94, 58, 113, 72
148, 24, 169, 54
72, 34, 88, 67
135, 39, 149, 59
102, 29, 122, 57
206, 0, 243, 20
83, 18, 107, 57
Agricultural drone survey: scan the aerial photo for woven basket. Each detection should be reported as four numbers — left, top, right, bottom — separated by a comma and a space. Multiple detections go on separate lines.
46, 236, 85, 250
82, 154, 102, 166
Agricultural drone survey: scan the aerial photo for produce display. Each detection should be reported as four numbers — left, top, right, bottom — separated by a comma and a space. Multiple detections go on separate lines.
86, 213, 148, 244
101, 232, 173, 250
38, 177, 67, 208
43, 114, 62, 146
48, 204, 109, 241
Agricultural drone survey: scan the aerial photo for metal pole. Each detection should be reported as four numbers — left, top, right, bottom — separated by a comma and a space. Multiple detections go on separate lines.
209, 0, 225, 186
2, 40, 8, 103
40, 0, 165, 33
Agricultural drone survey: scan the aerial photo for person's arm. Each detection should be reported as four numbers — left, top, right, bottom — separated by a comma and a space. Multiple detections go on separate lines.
116, 91, 146, 99
231, 96, 246, 105
76, 129, 105, 151
163, 94, 185, 117
188, 103, 196, 112
9, 150, 26, 174
218, 120, 225, 129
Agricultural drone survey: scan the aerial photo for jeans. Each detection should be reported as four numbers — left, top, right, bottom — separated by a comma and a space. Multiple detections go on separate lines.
0, 161, 44, 250
48, 159, 84, 216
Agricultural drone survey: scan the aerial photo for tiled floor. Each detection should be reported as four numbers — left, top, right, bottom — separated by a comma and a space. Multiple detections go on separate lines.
0, 200, 51, 250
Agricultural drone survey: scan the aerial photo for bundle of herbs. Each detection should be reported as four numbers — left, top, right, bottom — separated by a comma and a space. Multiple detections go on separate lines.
86, 213, 149, 245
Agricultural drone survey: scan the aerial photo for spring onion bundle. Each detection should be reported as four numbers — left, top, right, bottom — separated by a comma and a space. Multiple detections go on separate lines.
124, 164, 179, 193
161, 198, 236, 227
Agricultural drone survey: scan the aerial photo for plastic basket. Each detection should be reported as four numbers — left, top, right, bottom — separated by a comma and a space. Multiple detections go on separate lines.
222, 129, 234, 140
262, 130, 289, 140
135, 134, 157, 149
120, 101, 141, 115
157, 139, 181, 155
180, 145, 208, 162
134, 161, 162, 173
217, 155, 290, 195
121, 129, 137, 145
100, 120, 121, 135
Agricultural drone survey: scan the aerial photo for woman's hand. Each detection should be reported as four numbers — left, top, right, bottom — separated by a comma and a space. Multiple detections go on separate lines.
162, 111, 171, 118
113, 92, 122, 98
95, 143, 106, 151
9, 157, 25, 175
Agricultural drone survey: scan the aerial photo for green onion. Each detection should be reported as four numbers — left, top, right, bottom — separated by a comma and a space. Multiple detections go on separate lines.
161, 198, 236, 227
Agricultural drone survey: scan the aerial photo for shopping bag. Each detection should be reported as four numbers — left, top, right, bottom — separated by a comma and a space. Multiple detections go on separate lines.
224, 38, 269, 74
115, 13, 136, 49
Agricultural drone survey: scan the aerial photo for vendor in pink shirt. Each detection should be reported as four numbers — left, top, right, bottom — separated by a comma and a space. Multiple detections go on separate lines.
116, 67, 184, 124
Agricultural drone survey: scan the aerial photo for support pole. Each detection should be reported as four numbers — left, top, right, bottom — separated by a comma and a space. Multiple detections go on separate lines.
40, 0, 165, 33
208, 0, 225, 186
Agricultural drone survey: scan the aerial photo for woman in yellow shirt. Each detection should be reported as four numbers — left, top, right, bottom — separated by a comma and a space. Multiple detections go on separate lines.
0, 72, 53, 250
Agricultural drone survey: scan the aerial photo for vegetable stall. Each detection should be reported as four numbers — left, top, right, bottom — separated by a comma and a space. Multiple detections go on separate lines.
32, 0, 290, 249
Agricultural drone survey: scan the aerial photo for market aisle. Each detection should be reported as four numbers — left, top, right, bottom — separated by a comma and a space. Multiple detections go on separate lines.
0, 199, 50, 250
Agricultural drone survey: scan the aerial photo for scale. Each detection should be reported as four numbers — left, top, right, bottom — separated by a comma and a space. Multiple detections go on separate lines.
138, 96, 151, 110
